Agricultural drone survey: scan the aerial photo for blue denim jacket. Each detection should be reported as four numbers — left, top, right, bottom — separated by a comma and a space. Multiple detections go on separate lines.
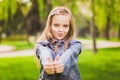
36, 39, 82, 80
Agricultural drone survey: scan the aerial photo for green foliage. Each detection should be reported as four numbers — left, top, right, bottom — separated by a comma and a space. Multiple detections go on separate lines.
20, 2, 31, 16
0, 0, 120, 40
38, 0, 49, 21
0, 1, 3, 20
10, 0, 18, 18
95, 0, 119, 31
111, 0, 120, 30
0, 0, 18, 20
38, 0, 44, 18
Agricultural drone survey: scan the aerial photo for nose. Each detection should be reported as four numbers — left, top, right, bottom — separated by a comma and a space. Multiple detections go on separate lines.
58, 26, 64, 32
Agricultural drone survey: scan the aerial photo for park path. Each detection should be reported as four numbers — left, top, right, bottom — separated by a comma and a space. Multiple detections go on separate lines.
0, 49, 34, 58
81, 40, 120, 49
0, 40, 120, 58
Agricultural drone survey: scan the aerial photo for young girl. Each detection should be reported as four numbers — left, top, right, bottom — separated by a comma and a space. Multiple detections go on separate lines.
35, 6, 82, 80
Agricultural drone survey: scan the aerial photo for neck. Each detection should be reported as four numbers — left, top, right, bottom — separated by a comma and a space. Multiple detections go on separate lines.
54, 39, 69, 53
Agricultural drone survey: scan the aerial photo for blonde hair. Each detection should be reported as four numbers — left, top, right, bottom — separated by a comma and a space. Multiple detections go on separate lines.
35, 7, 75, 62
37, 6, 75, 42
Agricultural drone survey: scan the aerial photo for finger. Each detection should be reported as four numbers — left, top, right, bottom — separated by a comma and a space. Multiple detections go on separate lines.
46, 69, 55, 74
47, 56, 53, 62
54, 60, 62, 66
54, 55, 59, 62
44, 63, 54, 69
44, 62, 52, 67
54, 63, 64, 69
55, 67, 64, 73
45, 67, 55, 71
44, 65, 55, 74
54, 62, 64, 73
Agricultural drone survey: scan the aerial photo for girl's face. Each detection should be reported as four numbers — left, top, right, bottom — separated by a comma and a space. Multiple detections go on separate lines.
51, 15, 70, 40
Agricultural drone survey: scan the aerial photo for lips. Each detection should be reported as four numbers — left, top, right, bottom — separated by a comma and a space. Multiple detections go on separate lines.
58, 34, 63, 37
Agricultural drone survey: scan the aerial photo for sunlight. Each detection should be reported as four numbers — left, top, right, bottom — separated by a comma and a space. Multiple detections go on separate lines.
0, 0, 3, 2
76, 1, 92, 17
18, 0, 30, 3
18, 0, 31, 6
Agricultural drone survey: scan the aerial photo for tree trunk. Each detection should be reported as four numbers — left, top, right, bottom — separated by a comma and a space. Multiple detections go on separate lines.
23, 0, 41, 45
118, 26, 120, 40
91, 0, 97, 53
44, 0, 52, 19
0, 32, 1, 43
0, 21, 2, 43
104, 15, 110, 40
26, 33, 31, 46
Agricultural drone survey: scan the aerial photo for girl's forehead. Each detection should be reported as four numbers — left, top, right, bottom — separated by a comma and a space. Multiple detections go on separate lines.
52, 15, 70, 23
52, 14, 70, 20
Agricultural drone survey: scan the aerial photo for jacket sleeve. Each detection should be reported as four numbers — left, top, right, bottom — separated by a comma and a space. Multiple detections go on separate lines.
59, 41, 82, 75
36, 43, 51, 65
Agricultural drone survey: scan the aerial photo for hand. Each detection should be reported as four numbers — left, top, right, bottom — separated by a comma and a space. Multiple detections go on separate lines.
44, 57, 55, 75
54, 55, 64, 73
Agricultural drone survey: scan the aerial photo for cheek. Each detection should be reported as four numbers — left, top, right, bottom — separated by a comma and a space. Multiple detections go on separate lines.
51, 27, 58, 37
65, 28, 69, 33
52, 27, 57, 33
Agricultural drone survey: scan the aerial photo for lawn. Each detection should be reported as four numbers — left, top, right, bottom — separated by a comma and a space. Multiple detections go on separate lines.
78, 47, 120, 80
1, 40, 34, 50
0, 48, 120, 80
0, 56, 39, 80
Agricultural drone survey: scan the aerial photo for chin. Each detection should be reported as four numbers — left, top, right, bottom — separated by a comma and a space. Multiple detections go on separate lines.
57, 37, 64, 40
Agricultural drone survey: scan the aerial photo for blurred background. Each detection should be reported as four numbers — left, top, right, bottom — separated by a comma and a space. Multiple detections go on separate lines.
0, 0, 120, 80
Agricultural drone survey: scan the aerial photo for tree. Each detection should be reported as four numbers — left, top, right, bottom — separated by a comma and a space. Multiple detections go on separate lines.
0, 0, 18, 42
95, 0, 117, 40
90, 0, 97, 53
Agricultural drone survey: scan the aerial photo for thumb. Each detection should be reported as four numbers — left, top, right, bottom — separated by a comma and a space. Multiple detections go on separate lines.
54, 55, 59, 61
47, 56, 52, 62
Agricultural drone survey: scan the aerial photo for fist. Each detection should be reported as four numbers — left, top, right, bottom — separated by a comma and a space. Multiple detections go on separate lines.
44, 57, 55, 74
54, 55, 64, 73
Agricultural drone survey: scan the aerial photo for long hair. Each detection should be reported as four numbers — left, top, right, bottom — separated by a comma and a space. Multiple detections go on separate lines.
37, 6, 75, 42
35, 7, 75, 63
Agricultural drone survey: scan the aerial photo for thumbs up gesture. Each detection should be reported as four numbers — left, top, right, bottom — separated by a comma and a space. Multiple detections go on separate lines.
44, 56, 55, 74
54, 55, 64, 73
44, 55, 64, 74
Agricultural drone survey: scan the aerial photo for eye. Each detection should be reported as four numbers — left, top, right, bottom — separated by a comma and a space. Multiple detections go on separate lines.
53, 23, 59, 27
63, 24, 69, 28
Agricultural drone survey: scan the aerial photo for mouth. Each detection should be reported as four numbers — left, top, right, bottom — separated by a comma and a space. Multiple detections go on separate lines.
58, 34, 63, 37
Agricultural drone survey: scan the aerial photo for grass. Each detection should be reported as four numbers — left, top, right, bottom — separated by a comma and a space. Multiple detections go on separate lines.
1, 40, 34, 50
78, 47, 120, 80
0, 56, 40, 80
0, 47, 120, 80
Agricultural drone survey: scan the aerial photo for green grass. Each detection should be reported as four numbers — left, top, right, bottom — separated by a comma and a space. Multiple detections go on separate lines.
1, 40, 34, 50
78, 47, 120, 80
0, 48, 120, 80
0, 56, 39, 80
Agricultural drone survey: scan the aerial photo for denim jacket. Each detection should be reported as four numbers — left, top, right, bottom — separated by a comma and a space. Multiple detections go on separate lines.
36, 39, 82, 80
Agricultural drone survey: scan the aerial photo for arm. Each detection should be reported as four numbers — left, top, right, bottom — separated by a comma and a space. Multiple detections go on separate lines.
36, 42, 56, 75
59, 41, 82, 75
36, 42, 52, 65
